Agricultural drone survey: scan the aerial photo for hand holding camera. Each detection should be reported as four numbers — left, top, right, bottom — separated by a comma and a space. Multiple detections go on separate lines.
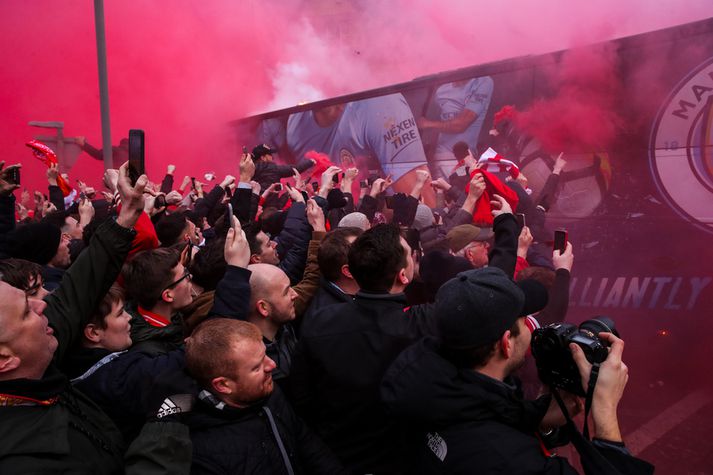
571, 332, 628, 442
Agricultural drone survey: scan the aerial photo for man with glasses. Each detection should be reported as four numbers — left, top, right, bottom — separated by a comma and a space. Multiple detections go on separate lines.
122, 246, 197, 355
447, 223, 494, 269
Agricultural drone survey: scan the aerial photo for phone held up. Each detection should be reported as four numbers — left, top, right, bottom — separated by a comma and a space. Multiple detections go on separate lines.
128, 129, 145, 186
553, 229, 568, 255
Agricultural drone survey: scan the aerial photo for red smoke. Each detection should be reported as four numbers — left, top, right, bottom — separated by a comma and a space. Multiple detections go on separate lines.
2, 1, 713, 194
513, 46, 625, 153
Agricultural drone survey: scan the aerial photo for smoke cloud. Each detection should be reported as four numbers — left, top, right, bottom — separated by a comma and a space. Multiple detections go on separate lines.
1, 0, 712, 193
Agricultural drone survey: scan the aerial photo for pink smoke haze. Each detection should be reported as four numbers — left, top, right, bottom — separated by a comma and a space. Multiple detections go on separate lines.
2, 0, 713, 194
513, 46, 625, 152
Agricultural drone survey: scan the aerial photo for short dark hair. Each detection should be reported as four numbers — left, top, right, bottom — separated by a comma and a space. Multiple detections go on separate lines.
189, 238, 227, 291
86, 285, 125, 330
185, 319, 262, 389
318, 227, 363, 282
441, 318, 521, 369
156, 212, 189, 247
0, 258, 43, 291
347, 224, 406, 292
244, 224, 264, 256
122, 248, 181, 309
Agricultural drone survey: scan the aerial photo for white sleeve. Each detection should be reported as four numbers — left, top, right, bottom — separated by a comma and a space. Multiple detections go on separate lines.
463, 77, 494, 116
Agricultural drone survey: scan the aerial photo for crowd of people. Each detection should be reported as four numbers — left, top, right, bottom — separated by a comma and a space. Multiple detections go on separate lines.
0, 142, 654, 474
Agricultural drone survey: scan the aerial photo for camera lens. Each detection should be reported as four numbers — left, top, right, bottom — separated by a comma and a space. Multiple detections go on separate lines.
579, 316, 618, 338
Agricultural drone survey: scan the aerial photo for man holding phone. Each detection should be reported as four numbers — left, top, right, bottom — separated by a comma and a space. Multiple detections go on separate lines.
250, 144, 316, 193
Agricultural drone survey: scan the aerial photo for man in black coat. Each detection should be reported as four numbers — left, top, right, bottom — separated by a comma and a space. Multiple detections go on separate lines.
251, 144, 315, 194
0, 163, 145, 474
301, 226, 362, 326
289, 224, 437, 474
184, 318, 345, 475
381, 267, 655, 475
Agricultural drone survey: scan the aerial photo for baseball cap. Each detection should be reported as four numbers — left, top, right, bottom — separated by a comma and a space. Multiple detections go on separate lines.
252, 144, 277, 160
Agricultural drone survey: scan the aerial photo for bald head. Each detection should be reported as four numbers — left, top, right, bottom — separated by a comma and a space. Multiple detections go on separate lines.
246, 264, 297, 327
248, 264, 286, 302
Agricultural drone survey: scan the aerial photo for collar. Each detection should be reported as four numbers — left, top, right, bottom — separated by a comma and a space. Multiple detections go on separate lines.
355, 290, 408, 305
0, 365, 67, 406
137, 306, 171, 328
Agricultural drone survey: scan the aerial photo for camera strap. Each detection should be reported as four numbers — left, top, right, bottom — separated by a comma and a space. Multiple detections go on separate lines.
582, 362, 601, 440
551, 361, 601, 441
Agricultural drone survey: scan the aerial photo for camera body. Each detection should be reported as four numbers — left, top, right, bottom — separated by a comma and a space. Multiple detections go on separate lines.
531, 317, 617, 396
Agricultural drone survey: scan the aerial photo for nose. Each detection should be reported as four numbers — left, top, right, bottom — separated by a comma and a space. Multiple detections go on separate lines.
265, 357, 277, 372
30, 298, 48, 317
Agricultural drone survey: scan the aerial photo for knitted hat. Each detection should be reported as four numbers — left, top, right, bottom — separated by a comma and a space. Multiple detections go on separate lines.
436, 267, 524, 349
6, 222, 62, 265
446, 224, 494, 253
338, 212, 370, 231
413, 204, 435, 231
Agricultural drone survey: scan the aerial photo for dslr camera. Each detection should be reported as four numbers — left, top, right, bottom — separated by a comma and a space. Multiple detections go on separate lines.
531, 317, 618, 397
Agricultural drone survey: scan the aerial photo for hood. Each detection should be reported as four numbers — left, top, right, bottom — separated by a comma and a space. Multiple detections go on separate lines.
380, 338, 548, 432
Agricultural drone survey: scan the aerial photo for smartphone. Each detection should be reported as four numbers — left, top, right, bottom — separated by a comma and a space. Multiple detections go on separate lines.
311, 181, 319, 190
360, 180, 369, 188
154, 194, 166, 208
225, 203, 234, 227
7, 167, 20, 185
385, 195, 394, 209
128, 129, 145, 186
516, 213, 526, 229
190, 177, 197, 190
553, 229, 568, 255
274, 183, 283, 192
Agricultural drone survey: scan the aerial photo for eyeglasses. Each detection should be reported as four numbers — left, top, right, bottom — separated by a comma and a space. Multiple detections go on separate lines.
163, 270, 192, 291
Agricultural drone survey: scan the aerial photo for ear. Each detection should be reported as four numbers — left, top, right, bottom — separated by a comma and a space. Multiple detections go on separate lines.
83, 324, 103, 344
161, 288, 174, 304
340, 264, 353, 280
0, 349, 20, 375
249, 254, 261, 264
397, 268, 409, 286
500, 330, 513, 359
211, 376, 232, 396
256, 299, 270, 319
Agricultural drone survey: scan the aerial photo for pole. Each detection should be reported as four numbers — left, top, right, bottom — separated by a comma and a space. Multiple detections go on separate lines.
93, 0, 113, 170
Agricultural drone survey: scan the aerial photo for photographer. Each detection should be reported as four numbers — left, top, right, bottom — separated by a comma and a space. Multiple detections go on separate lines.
381, 267, 653, 475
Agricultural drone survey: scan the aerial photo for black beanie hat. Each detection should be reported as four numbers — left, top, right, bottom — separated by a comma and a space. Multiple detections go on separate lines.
436, 267, 525, 349
7, 222, 62, 265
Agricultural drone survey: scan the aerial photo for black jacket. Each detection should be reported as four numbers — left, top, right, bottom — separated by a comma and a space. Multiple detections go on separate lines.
275, 201, 312, 285
0, 218, 136, 474
381, 338, 655, 475
289, 291, 438, 474
300, 278, 353, 328
254, 158, 314, 193
187, 386, 346, 475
